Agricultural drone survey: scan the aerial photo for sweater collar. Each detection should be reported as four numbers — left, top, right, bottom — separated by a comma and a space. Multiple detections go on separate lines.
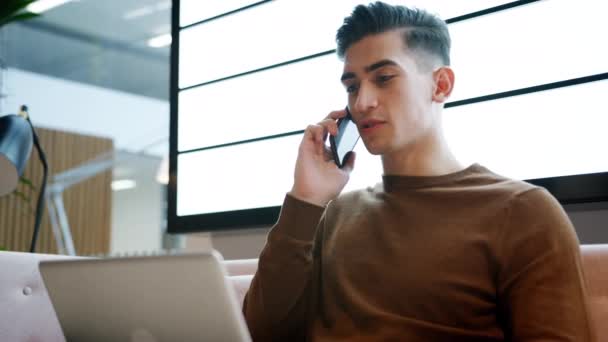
382, 163, 486, 192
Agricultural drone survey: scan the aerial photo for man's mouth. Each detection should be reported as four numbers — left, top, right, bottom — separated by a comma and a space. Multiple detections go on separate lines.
363, 122, 380, 129
359, 119, 386, 132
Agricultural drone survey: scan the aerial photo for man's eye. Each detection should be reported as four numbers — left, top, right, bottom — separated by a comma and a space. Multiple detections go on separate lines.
377, 75, 395, 83
346, 84, 358, 93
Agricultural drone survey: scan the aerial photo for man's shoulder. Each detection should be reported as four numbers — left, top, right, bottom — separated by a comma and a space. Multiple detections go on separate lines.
506, 185, 566, 224
461, 164, 544, 202
328, 165, 555, 212
487, 171, 571, 241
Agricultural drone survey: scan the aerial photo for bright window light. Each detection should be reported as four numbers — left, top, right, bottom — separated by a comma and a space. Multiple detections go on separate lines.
180, 0, 514, 29
177, 133, 381, 216
180, 0, 607, 95
178, 0, 607, 153
448, 0, 608, 101
178, 0, 513, 88
177, 134, 302, 216
177, 80, 608, 216
26, 0, 73, 14
174, 0, 608, 223
180, 0, 259, 27
178, 54, 344, 151
444, 80, 608, 180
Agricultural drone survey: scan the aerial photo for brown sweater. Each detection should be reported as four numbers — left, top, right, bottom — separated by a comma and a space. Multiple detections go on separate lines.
243, 164, 594, 341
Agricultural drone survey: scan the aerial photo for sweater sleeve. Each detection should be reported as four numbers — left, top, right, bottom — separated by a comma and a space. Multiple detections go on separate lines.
496, 187, 595, 341
242, 194, 326, 341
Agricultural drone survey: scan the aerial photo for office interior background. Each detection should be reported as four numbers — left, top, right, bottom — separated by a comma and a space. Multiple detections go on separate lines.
0, 0, 606, 259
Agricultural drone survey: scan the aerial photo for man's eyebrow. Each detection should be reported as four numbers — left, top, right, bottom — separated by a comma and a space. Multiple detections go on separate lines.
340, 59, 399, 82
365, 59, 398, 73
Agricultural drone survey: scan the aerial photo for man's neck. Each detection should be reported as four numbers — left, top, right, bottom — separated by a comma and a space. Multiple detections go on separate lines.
381, 128, 463, 177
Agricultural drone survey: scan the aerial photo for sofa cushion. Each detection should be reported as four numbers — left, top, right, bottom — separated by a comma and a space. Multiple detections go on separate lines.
224, 259, 258, 277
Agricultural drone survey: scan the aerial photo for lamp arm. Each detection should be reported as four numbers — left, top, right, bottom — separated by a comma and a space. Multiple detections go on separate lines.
20, 106, 48, 253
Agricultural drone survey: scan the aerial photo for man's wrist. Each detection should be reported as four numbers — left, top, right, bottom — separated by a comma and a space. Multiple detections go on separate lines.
288, 189, 328, 208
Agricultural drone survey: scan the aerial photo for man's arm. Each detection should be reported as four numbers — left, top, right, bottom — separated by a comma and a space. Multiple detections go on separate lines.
243, 110, 356, 341
242, 194, 325, 341
497, 187, 595, 341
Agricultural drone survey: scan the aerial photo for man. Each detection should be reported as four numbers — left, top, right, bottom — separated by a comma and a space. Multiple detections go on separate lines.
243, 2, 594, 341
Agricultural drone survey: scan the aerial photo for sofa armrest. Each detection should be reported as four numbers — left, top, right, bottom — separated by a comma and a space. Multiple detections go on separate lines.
581, 244, 608, 342
0, 251, 77, 342
223, 258, 258, 276
229, 275, 254, 308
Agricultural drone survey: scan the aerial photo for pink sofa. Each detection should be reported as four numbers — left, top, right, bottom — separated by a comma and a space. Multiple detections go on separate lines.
1, 246, 607, 341
0, 251, 258, 342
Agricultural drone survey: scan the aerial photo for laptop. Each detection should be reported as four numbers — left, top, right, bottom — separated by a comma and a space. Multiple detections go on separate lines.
39, 250, 252, 342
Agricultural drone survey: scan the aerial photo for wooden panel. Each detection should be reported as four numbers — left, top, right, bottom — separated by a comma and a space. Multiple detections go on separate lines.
0, 127, 113, 255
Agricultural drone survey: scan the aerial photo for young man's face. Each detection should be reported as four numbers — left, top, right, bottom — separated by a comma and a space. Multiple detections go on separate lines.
341, 29, 444, 156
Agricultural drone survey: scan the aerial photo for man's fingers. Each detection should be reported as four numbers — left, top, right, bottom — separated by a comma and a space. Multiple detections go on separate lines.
325, 109, 347, 121
301, 109, 350, 157
304, 124, 328, 156
317, 118, 339, 137
317, 109, 347, 137
305, 124, 325, 141
323, 146, 334, 162
342, 151, 356, 173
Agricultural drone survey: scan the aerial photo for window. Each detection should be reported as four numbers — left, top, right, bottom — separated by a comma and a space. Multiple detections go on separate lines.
170, 0, 608, 231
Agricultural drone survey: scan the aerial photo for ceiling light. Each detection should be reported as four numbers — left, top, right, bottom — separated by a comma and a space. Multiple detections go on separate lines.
124, 1, 171, 20
26, 0, 74, 14
156, 155, 168, 185
111, 179, 137, 191
155, 1, 171, 11
147, 33, 172, 48
124, 6, 155, 20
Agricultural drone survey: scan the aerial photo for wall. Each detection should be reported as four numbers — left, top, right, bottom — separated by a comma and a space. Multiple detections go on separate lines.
2, 68, 169, 255
0, 127, 113, 254
110, 151, 164, 255
566, 202, 608, 244
187, 228, 268, 260
3, 67, 169, 156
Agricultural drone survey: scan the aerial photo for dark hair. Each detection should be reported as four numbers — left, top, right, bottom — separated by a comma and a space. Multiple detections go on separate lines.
336, 2, 451, 66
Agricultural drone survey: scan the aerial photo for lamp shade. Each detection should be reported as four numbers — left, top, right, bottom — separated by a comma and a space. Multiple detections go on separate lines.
0, 114, 33, 196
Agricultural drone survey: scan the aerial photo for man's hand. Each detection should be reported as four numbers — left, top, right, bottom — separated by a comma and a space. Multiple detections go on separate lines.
289, 109, 356, 207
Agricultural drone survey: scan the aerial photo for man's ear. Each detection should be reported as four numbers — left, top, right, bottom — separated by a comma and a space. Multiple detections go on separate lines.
432, 66, 455, 103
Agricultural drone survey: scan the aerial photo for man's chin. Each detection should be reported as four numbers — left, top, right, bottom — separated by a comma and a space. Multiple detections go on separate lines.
362, 141, 386, 156
367, 149, 384, 156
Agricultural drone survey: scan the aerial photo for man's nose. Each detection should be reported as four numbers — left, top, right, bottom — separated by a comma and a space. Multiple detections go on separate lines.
353, 84, 379, 114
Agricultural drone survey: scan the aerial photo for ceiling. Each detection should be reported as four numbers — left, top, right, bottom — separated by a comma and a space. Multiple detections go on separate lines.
0, 0, 171, 100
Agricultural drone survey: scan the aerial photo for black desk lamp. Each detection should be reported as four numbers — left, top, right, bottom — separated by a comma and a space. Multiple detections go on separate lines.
0, 112, 32, 194
0, 105, 48, 252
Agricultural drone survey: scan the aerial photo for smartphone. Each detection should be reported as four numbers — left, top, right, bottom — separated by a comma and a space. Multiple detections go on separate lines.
329, 107, 360, 168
